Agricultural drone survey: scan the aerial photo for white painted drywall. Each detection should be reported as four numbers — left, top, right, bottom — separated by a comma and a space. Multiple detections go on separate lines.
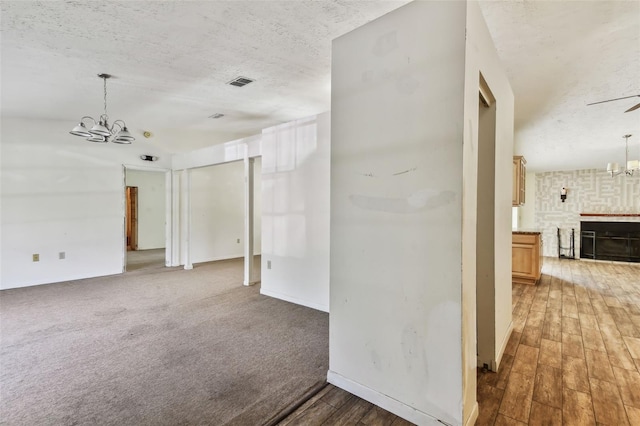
329, 2, 514, 424
190, 162, 244, 263
0, 118, 170, 289
329, 2, 467, 424
187, 158, 262, 265
171, 134, 262, 170
125, 170, 166, 250
260, 113, 330, 312
463, 2, 515, 423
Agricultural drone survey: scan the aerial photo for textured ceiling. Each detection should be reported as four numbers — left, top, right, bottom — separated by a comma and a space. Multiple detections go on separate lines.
480, 0, 640, 172
1, 0, 639, 171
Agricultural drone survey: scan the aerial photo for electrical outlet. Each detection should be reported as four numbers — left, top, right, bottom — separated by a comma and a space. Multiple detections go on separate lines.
59, 252, 65, 260
267, 260, 271, 269
237, 238, 240, 243
32, 253, 39, 262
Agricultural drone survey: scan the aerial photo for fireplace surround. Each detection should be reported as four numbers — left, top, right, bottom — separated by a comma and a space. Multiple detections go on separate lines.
580, 221, 640, 263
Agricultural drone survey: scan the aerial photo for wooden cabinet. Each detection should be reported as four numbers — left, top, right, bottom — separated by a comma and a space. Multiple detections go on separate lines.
513, 156, 526, 206
512, 232, 542, 285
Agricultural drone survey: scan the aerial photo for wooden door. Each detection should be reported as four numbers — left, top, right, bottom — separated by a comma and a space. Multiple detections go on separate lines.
126, 186, 138, 251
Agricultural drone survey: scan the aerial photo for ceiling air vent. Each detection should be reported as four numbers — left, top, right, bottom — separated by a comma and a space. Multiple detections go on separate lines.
208, 113, 224, 119
227, 76, 254, 87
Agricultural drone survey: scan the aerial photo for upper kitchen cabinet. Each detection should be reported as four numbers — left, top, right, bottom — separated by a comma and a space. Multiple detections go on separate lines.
513, 156, 526, 206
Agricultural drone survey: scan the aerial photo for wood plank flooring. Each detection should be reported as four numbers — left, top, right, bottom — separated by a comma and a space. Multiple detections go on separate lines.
279, 258, 640, 425
277, 383, 413, 426
478, 258, 640, 425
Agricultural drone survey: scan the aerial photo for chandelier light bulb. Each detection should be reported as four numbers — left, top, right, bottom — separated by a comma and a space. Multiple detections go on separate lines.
607, 134, 636, 177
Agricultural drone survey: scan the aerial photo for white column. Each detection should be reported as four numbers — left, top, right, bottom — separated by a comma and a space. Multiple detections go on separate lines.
181, 169, 193, 270
244, 156, 256, 285
121, 165, 127, 273
165, 170, 175, 267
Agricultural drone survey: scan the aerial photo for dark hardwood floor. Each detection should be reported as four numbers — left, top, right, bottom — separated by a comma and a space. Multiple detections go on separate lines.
277, 383, 413, 426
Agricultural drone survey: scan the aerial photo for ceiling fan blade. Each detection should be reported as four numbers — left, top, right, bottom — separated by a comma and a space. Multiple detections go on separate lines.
624, 102, 640, 113
587, 94, 640, 106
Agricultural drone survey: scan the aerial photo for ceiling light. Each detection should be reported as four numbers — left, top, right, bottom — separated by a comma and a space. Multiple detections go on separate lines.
607, 134, 639, 177
69, 73, 134, 144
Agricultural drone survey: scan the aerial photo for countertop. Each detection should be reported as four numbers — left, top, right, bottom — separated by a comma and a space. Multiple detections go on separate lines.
512, 229, 542, 235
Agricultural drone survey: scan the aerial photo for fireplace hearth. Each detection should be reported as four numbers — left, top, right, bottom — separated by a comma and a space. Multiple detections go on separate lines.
580, 221, 640, 263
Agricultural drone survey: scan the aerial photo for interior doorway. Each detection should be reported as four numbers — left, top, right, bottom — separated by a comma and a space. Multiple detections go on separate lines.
185, 158, 262, 284
124, 168, 168, 272
476, 72, 498, 371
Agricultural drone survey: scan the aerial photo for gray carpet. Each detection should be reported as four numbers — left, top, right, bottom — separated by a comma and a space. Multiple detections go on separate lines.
125, 248, 168, 272
0, 257, 328, 425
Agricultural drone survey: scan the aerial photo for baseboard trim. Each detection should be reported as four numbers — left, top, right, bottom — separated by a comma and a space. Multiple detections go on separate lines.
260, 288, 329, 313
465, 402, 479, 426
495, 321, 513, 371
326, 370, 448, 425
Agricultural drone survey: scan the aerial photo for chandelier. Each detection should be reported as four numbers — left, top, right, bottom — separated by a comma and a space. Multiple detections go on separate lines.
607, 134, 639, 177
69, 73, 134, 144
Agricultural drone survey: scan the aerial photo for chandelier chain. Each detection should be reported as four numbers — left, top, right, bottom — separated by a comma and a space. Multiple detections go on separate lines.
103, 77, 108, 118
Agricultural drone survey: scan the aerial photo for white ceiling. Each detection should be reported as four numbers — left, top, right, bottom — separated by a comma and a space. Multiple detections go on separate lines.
1, 0, 638, 172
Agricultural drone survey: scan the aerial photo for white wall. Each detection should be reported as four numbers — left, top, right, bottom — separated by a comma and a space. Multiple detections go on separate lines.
190, 162, 242, 263
328, 2, 514, 424
144, 128, 255, 155
1, 118, 170, 289
260, 113, 330, 312
172, 134, 261, 170
329, 2, 467, 424
125, 170, 166, 250
463, 2, 515, 423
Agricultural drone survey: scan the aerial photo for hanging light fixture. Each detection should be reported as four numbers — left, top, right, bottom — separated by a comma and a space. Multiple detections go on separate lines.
607, 134, 638, 177
69, 73, 134, 144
